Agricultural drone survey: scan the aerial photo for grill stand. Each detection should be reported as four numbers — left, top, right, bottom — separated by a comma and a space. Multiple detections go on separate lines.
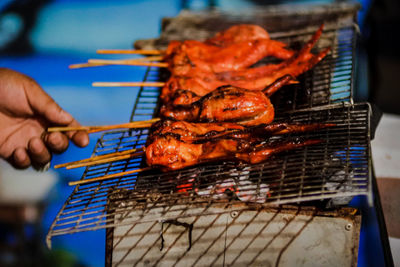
371, 166, 395, 267
105, 205, 361, 266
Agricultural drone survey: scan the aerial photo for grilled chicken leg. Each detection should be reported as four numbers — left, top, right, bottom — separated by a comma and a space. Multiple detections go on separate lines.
146, 134, 321, 171
160, 75, 294, 126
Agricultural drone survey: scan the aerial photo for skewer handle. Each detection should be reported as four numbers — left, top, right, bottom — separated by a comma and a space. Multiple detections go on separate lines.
54, 147, 144, 169
68, 167, 152, 186
92, 61, 167, 67
97, 49, 164, 55
66, 151, 145, 169
88, 56, 163, 64
92, 82, 165, 87
47, 118, 160, 133
69, 56, 164, 69
72, 61, 167, 68
69, 63, 107, 69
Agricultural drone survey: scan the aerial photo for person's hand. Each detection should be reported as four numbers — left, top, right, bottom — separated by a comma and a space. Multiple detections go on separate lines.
0, 68, 89, 169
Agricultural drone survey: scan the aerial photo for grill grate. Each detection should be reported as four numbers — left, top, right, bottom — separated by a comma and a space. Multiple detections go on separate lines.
46, 24, 368, 246
270, 24, 355, 112
46, 103, 371, 244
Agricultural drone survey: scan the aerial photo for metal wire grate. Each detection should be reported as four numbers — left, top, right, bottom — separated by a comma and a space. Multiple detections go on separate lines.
46, 102, 371, 245
46, 24, 366, 246
270, 24, 355, 113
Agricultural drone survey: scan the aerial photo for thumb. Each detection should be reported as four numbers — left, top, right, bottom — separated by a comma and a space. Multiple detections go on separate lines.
24, 78, 74, 125
41, 101, 74, 125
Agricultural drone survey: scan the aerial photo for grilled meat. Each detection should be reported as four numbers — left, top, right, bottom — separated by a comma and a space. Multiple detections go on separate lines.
145, 134, 321, 171
162, 24, 297, 76
160, 75, 293, 126
165, 39, 294, 75
148, 119, 335, 144
216, 24, 324, 81
148, 120, 246, 143
205, 24, 271, 46
163, 49, 328, 106
144, 25, 330, 172
160, 25, 329, 106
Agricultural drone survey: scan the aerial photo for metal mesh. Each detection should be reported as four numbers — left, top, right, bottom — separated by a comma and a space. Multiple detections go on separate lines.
270, 24, 355, 112
46, 24, 366, 245
46, 103, 371, 244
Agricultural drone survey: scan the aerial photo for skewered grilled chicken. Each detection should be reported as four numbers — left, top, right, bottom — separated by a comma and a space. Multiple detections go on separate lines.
162, 24, 280, 75
163, 24, 297, 76
148, 119, 335, 144
160, 75, 292, 126
160, 25, 328, 106
145, 134, 321, 172
216, 24, 325, 81
164, 48, 328, 106
165, 39, 294, 75
205, 24, 271, 46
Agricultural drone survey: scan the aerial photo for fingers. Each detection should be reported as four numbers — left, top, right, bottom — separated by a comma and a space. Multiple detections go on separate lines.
71, 131, 90, 148
9, 138, 52, 170
45, 132, 70, 153
30, 91, 74, 125
44, 130, 89, 154
28, 137, 52, 170
58, 119, 90, 148
49, 130, 89, 150
21, 71, 89, 147
10, 147, 31, 169
7, 132, 88, 170
0, 69, 89, 170
21, 73, 74, 125
44, 130, 89, 151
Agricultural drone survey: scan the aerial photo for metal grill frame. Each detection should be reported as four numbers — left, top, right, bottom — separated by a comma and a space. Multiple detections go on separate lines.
46, 23, 369, 247
106, 205, 361, 266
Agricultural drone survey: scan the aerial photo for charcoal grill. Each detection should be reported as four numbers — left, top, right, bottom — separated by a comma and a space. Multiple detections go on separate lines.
47, 4, 374, 266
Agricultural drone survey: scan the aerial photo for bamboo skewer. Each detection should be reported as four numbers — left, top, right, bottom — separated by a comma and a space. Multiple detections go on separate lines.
69, 56, 165, 69
85, 61, 167, 67
92, 81, 165, 87
88, 56, 163, 65
47, 118, 160, 133
54, 147, 144, 169
87, 119, 158, 133
92, 80, 297, 88
47, 123, 151, 133
66, 151, 145, 169
97, 49, 164, 55
68, 167, 152, 186
69, 62, 108, 69
86, 60, 166, 67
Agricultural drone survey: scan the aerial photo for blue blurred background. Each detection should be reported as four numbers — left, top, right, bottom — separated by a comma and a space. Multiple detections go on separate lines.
0, 0, 393, 266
